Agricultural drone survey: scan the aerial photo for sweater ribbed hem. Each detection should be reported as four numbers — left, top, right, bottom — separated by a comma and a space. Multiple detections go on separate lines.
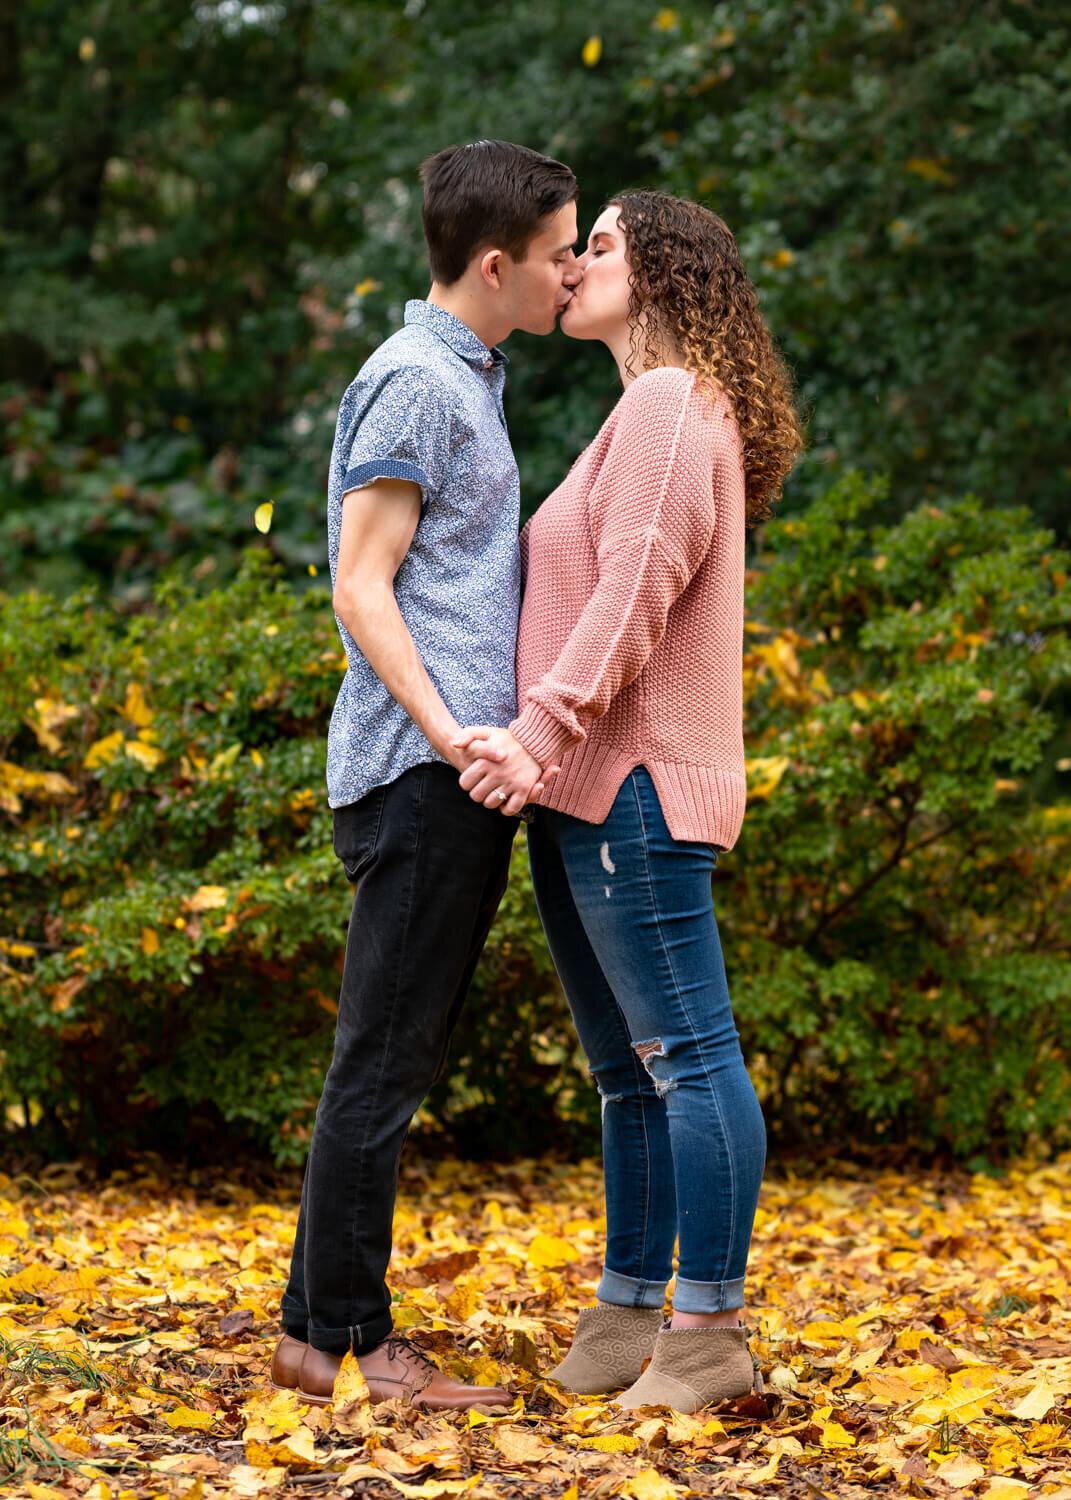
510, 700, 582, 770
535, 748, 747, 849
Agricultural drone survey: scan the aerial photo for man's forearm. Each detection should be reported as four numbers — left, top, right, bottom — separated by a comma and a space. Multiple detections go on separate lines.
336, 579, 458, 760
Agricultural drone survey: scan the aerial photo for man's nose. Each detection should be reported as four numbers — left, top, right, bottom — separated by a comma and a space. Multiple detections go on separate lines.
563, 253, 584, 286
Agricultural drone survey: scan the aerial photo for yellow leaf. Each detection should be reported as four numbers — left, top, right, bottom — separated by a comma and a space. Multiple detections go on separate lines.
527, 1233, 576, 1269
26, 696, 79, 752
864, 1363, 945, 1404
492, 1427, 548, 1465
78, 37, 96, 61
51, 975, 86, 1014
906, 156, 955, 184
84, 730, 126, 769
915, 1367, 1004, 1423
241, 1388, 306, 1439
755, 635, 803, 696
745, 754, 791, 800
654, 8, 679, 29
124, 738, 164, 770
745, 1449, 781, 1482
254, 502, 274, 534
935, 1453, 986, 1489
185, 885, 228, 912
620, 1469, 679, 1500
979, 1483, 1031, 1500
245, 1428, 320, 1472
581, 35, 602, 66
801, 1320, 848, 1344
164, 1404, 215, 1430
141, 928, 160, 956
820, 1420, 855, 1448
379, 1480, 480, 1499
354, 278, 381, 297
467, 1353, 503, 1385
123, 683, 153, 728
207, 743, 243, 779
445, 1280, 481, 1321
332, 1350, 371, 1406
580, 1433, 639, 1453
1006, 1377, 1056, 1421
0, 940, 36, 960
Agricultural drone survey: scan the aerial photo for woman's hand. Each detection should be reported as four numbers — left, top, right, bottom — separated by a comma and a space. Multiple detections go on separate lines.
451, 726, 559, 815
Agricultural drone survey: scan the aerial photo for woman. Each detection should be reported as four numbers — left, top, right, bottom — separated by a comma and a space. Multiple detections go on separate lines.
458, 192, 801, 1411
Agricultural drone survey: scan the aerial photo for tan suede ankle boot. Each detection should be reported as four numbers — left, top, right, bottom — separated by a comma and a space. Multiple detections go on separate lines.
547, 1305, 664, 1394
613, 1325, 759, 1413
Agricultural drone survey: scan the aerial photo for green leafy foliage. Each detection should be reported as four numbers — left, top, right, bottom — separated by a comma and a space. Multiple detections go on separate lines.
0, 0, 658, 595
6, 0, 1066, 601
2, 495, 1067, 1165
631, 0, 1071, 531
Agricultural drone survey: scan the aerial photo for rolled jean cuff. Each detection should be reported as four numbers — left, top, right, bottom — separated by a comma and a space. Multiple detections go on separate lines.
673, 1275, 746, 1314
308, 1309, 393, 1356
596, 1265, 669, 1310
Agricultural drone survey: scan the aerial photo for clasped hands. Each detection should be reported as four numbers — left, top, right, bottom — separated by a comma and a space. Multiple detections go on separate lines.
450, 726, 559, 816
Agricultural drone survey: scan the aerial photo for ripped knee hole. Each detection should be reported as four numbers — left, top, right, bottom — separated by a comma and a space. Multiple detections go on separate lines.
633, 1037, 677, 1097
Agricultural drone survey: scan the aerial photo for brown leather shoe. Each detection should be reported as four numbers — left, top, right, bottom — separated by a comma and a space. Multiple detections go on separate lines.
271, 1334, 511, 1411
270, 1333, 310, 1394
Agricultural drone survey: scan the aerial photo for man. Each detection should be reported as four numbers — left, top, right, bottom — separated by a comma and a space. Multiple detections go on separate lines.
271, 140, 580, 1410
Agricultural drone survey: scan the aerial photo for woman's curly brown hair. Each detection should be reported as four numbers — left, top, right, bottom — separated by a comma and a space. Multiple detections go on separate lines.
613, 191, 803, 524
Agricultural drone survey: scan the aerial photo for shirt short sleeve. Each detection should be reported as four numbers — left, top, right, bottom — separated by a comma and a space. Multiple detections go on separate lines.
338, 367, 453, 507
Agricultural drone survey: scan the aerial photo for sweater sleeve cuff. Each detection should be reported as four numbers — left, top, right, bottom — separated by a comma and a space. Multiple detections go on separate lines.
510, 699, 581, 769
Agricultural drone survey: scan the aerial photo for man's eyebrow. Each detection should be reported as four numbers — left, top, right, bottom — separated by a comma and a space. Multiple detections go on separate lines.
553, 239, 577, 254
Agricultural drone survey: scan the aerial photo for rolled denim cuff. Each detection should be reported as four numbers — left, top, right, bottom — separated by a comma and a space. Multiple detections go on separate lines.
673, 1274, 746, 1314
596, 1265, 669, 1311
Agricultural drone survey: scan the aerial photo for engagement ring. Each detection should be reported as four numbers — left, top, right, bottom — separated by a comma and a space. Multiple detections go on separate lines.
491, 789, 506, 803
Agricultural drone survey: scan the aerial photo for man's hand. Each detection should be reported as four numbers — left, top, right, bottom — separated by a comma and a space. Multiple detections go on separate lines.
452, 726, 559, 816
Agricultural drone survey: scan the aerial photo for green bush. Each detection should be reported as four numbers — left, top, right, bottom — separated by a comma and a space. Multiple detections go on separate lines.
1, 487, 1068, 1166
732, 477, 1071, 1157
0, 551, 585, 1163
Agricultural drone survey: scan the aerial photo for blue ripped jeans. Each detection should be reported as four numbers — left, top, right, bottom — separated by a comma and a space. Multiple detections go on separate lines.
528, 767, 766, 1314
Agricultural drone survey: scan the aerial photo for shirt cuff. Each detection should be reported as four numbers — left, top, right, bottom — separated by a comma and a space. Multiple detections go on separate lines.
342, 458, 431, 504
510, 699, 581, 769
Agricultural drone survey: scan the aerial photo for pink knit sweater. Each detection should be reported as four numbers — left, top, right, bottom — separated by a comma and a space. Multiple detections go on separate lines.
511, 365, 747, 847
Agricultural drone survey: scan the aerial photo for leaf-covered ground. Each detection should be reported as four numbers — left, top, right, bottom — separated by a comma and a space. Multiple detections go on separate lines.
1, 1153, 1069, 1499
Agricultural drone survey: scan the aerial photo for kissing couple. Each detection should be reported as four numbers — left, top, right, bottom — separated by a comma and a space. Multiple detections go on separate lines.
271, 139, 801, 1416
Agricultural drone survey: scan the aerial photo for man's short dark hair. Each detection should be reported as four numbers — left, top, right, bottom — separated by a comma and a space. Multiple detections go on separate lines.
419, 140, 577, 286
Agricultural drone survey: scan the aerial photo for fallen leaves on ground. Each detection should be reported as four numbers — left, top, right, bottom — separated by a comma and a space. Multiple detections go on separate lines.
1, 1153, 1069, 1498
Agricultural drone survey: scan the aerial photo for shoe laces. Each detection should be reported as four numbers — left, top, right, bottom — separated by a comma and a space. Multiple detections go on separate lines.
384, 1334, 438, 1378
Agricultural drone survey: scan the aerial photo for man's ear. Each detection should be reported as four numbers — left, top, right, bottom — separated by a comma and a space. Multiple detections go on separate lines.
479, 247, 504, 290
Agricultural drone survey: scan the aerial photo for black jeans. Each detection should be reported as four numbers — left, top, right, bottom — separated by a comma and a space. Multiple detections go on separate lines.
280, 761, 516, 1353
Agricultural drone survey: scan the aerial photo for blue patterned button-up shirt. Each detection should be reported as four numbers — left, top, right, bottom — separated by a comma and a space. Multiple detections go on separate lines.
325, 299, 521, 809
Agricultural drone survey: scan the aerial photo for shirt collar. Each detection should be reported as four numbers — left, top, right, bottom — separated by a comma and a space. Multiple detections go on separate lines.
404, 299, 508, 371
